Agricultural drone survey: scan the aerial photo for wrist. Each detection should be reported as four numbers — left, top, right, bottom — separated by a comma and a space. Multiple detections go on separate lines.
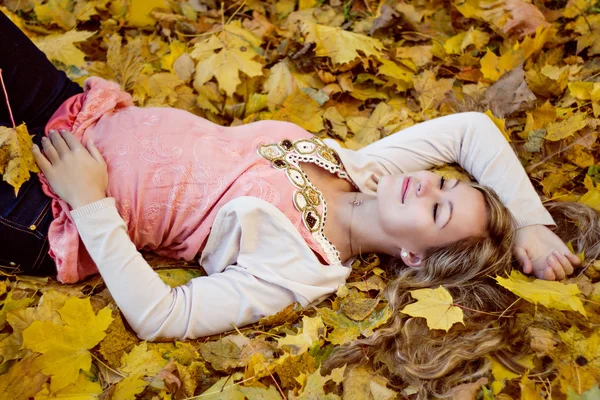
70, 192, 107, 209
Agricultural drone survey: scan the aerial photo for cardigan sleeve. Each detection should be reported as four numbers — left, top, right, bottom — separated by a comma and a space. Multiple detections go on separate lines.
324, 111, 554, 229
71, 197, 350, 340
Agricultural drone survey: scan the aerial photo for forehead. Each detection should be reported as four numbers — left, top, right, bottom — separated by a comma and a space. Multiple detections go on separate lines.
443, 183, 487, 242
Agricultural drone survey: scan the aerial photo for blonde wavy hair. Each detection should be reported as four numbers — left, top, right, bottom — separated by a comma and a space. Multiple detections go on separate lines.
324, 186, 600, 398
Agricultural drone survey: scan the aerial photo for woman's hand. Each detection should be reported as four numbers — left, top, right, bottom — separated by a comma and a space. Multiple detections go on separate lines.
32, 129, 108, 209
513, 224, 581, 280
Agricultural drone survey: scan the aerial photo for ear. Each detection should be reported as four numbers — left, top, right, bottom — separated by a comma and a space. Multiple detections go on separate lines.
400, 250, 424, 267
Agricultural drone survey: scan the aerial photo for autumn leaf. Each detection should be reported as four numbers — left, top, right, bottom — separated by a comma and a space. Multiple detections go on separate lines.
400, 286, 464, 331
301, 22, 384, 65
289, 365, 345, 400
495, 271, 587, 316
22, 297, 113, 392
545, 112, 588, 141
319, 305, 392, 345
0, 354, 47, 400
112, 342, 168, 399
277, 316, 325, 356
191, 21, 264, 97
480, 49, 524, 82
33, 30, 95, 67
0, 124, 40, 195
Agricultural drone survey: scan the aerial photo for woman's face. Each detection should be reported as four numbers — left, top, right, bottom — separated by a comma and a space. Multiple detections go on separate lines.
377, 171, 488, 257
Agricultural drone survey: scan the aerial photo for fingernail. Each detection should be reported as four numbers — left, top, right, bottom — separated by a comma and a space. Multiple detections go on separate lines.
553, 251, 561, 258
41, 136, 48, 142
60, 129, 68, 134
32, 144, 38, 150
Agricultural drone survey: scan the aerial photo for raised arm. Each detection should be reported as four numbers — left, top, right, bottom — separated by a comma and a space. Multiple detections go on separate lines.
325, 112, 553, 228
324, 112, 580, 279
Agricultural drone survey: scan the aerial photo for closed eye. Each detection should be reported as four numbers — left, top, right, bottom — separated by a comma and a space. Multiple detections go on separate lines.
433, 177, 445, 221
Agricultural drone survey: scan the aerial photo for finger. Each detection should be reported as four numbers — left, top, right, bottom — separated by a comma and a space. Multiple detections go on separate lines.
41, 135, 60, 164
547, 255, 566, 280
49, 129, 70, 156
514, 246, 533, 274
553, 251, 574, 276
86, 139, 105, 164
543, 267, 556, 281
32, 144, 52, 173
59, 129, 84, 151
565, 252, 582, 266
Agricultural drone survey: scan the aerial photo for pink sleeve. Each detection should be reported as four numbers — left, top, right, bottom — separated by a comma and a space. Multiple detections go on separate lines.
40, 77, 134, 283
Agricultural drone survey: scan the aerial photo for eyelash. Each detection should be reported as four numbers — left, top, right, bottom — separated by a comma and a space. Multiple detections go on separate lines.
433, 177, 445, 221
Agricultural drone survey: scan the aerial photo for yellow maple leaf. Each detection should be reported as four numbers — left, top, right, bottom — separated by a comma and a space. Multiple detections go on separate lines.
22, 297, 113, 392
113, 342, 168, 399
545, 112, 588, 141
301, 22, 384, 65
495, 271, 586, 316
0, 124, 39, 196
401, 286, 464, 331
480, 49, 524, 81
191, 23, 264, 97
33, 30, 95, 67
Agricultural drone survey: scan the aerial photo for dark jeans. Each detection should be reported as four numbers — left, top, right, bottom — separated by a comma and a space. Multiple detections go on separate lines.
0, 11, 83, 275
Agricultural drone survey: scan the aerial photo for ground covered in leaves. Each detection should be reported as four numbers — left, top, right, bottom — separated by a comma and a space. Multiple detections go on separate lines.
1, 0, 600, 398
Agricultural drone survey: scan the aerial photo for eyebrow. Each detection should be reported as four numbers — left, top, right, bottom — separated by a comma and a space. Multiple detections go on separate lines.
442, 180, 459, 229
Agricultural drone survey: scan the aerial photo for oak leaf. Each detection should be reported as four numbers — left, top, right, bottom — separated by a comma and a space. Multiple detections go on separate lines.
401, 286, 464, 331
495, 271, 587, 316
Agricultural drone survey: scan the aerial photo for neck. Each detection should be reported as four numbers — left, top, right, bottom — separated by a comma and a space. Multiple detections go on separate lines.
333, 191, 397, 261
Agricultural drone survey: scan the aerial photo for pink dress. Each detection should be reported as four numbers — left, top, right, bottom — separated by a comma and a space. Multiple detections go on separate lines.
42, 78, 351, 283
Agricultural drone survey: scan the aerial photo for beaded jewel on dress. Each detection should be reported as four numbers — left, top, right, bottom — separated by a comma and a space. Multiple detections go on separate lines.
258, 137, 353, 266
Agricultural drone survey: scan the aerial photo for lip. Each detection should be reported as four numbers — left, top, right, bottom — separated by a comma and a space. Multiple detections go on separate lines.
401, 177, 411, 204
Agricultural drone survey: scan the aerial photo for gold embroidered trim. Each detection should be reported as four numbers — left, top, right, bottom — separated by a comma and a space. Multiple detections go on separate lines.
258, 137, 349, 265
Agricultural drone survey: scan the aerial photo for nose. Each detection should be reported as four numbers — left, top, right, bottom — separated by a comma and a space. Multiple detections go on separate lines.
416, 179, 432, 197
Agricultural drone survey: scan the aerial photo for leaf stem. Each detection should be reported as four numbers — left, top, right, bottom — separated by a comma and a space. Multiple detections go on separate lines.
453, 303, 511, 317
0, 69, 16, 128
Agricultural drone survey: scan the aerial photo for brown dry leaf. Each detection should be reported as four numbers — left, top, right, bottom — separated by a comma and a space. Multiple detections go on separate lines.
0, 124, 39, 195
484, 66, 536, 117
340, 291, 380, 321
414, 70, 454, 112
